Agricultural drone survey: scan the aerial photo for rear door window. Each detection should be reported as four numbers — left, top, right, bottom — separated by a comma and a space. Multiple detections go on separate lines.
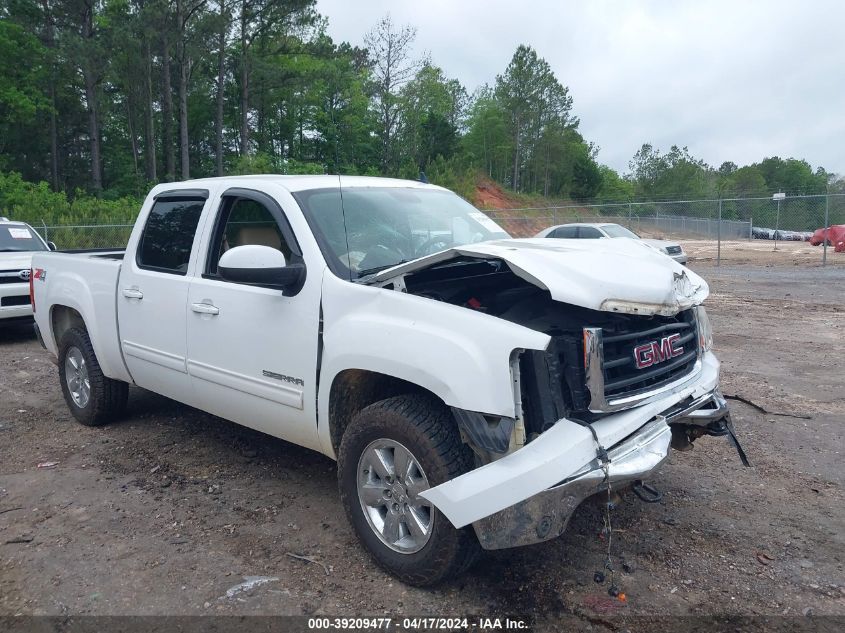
578, 227, 604, 239
137, 198, 205, 274
552, 226, 578, 238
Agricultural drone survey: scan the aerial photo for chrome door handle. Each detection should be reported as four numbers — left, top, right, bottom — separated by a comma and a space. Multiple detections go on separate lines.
191, 302, 219, 316
122, 288, 144, 300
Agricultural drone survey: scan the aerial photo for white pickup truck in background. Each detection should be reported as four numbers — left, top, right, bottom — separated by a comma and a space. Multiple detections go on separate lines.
31, 176, 746, 586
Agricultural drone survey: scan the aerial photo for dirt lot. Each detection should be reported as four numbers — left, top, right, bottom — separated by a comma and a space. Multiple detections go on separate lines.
1, 263, 844, 631
683, 239, 844, 267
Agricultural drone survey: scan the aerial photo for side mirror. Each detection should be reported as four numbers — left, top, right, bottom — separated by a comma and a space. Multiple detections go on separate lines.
47, 241, 57, 251
218, 245, 305, 289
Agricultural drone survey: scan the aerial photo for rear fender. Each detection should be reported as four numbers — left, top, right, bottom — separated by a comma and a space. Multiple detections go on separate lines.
42, 270, 131, 383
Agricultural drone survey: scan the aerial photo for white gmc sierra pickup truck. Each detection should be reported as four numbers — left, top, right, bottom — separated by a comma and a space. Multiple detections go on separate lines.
30, 176, 746, 585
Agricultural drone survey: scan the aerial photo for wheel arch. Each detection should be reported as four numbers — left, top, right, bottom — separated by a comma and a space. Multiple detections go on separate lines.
324, 369, 437, 457
47, 301, 132, 383
51, 304, 87, 346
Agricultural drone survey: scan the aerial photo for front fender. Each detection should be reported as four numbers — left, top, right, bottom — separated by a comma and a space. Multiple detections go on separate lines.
317, 273, 550, 455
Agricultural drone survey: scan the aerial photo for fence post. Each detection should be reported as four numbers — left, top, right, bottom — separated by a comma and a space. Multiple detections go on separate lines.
41, 220, 48, 244
717, 199, 722, 267
823, 192, 829, 266
628, 201, 632, 229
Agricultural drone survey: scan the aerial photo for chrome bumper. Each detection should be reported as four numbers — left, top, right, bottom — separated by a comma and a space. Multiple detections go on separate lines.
664, 389, 730, 426
472, 389, 729, 550
0, 281, 32, 320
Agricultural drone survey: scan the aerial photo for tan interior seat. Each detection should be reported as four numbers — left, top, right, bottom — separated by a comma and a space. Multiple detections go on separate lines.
232, 226, 282, 250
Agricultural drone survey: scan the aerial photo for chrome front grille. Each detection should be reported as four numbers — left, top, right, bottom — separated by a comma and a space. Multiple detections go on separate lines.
0, 270, 29, 285
584, 309, 700, 412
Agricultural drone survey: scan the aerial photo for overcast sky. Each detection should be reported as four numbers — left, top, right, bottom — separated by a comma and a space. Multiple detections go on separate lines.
315, 0, 844, 176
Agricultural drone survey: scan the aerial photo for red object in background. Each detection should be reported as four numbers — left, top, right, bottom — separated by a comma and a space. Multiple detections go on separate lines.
810, 225, 845, 250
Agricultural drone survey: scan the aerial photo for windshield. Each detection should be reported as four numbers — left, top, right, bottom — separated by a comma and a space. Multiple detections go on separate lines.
602, 224, 640, 239
294, 187, 510, 279
0, 224, 47, 252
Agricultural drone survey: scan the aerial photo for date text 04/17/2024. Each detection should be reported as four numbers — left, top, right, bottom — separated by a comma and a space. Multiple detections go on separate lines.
306, 617, 529, 630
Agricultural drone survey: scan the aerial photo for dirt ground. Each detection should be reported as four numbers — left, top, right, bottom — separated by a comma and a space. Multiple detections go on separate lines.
683, 239, 844, 267
1, 263, 844, 631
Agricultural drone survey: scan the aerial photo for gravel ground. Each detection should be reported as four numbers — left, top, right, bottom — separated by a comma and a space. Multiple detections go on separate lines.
0, 263, 843, 631
682, 239, 845, 267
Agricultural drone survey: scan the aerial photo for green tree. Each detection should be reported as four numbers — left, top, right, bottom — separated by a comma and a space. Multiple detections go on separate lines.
494, 44, 574, 192
310, 40, 378, 173
596, 165, 634, 202
234, 0, 316, 157
629, 144, 714, 199
462, 87, 511, 183
756, 157, 827, 195
398, 63, 466, 170
720, 165, 766, 197
0, 20, 48, 173
364, 14, 422, 174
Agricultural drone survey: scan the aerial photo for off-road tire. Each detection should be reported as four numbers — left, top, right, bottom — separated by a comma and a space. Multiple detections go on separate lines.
58, 327, 128, 426
338, 394, 481, 586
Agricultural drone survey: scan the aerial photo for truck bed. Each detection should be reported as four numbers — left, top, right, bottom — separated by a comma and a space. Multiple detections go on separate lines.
57, 248, 125, 259
31, 249, 131, 383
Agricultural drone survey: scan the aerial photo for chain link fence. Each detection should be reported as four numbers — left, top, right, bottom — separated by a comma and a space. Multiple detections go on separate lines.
34, 222, 134, 251
484, 193, 845, 266
30, 193, 845, 266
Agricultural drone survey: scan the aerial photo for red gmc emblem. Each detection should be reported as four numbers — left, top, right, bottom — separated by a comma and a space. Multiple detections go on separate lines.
633, 333, 684, 369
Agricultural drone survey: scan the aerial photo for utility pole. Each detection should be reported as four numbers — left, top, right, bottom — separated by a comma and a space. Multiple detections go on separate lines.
773, 192, 785, 251
717, 198, 722, 266
823, 188, 830, 266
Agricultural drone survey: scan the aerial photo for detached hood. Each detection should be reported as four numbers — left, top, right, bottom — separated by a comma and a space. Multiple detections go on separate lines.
373, 238, 708, 316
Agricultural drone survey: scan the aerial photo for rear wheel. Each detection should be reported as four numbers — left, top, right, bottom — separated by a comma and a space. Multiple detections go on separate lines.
58, 327, 128, 426
338, 394, 480, 586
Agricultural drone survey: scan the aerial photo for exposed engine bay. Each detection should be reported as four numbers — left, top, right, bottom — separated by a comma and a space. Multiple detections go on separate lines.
377, 256, 743, 469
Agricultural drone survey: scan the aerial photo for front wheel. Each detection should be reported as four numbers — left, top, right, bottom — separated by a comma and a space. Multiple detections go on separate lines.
337, 394, 480, 586
58, 327, 128, 426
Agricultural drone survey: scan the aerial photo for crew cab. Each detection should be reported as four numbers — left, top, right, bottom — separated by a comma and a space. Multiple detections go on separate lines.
31, 176, 742, 585
0, 217, 55, 323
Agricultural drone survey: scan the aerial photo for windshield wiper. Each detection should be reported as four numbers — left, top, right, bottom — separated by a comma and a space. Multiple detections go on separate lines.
357, 260, 410, 279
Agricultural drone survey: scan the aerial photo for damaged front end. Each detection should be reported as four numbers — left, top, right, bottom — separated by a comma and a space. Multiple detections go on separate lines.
370, 240, 747, 550
425, 354, 746, 550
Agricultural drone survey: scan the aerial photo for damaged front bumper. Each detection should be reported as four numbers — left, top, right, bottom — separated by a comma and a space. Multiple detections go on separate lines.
420, 352, 737, 550
474, 416, 671, 549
